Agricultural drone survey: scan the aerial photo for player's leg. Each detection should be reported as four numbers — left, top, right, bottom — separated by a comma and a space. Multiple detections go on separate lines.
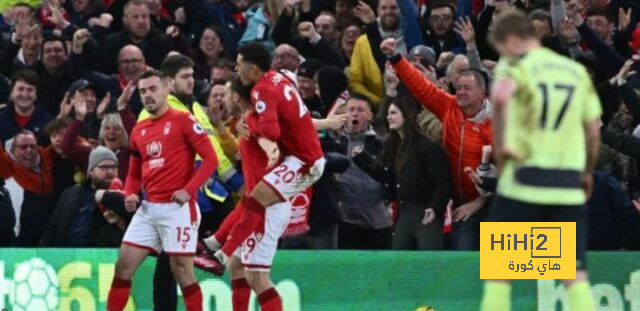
246, 271, 282, 311
160, 201, 203, 311
242, 201, 291, 311
108, 203, 161, 311
169, 255, 202, 311
107, 244, 150, 311
479, 196, 543, 311
202, 200, 245, 253
229, 254, 251, 311
480, 280, 512, 311
217, 182, 282, 257
218, 156, 325, 262
551, 205, 596, 311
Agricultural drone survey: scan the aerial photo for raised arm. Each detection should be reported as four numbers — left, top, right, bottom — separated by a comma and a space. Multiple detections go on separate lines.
381, 38, 456, 120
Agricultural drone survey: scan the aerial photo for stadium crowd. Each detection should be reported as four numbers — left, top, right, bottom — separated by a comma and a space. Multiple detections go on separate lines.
1, 0, 640, 253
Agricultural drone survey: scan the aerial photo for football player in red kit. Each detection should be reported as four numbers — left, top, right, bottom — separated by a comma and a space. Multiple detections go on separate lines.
106, 70, 218, 311
202, 44, 325, 310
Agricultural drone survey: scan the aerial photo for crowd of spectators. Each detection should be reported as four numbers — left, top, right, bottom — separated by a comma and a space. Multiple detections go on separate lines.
0, 0, 640, 252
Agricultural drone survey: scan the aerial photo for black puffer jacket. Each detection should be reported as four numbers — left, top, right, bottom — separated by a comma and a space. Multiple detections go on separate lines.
354, 135, 452, 218
0, 183, 14, 246
40, 183, 126, 247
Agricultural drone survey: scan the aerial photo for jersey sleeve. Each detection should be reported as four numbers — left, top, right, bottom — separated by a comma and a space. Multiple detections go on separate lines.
124, 127, 142, 197
251, 85, 281, 141
182, 115, 219, 196
580, 68, 603, 122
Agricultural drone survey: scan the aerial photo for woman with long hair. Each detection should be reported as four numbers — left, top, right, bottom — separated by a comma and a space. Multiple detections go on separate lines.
354, 95, 452, 249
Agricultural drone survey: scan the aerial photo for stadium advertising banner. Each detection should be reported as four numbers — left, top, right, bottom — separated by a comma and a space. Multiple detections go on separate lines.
0, 249, 638, 310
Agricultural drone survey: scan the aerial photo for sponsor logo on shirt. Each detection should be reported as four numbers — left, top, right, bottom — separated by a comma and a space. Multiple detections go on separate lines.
147, 141, 162, 158
164, 122, 172, 135
146, 141, 165, 169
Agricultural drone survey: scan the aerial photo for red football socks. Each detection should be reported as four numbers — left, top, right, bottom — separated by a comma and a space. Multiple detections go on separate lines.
232, 278, 251, 311
106, 277, 131, 311
258, 287, 282, 311
182, 283, 203, 311
220, 196, 265, 257
214, 202, 244, 244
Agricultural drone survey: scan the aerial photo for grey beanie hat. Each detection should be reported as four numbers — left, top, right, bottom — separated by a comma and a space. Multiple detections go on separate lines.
88, 146, 118, 175
408, 45, 436, 67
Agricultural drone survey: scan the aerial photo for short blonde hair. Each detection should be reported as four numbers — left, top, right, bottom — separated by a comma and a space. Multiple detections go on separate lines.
99, 113, 128, 148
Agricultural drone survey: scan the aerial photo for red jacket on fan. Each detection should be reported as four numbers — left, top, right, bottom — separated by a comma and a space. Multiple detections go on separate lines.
390, 56, 493, 206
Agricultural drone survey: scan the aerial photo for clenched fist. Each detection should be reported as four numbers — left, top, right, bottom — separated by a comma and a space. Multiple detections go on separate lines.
298, 21, 318, 39
380, 38, 397, 57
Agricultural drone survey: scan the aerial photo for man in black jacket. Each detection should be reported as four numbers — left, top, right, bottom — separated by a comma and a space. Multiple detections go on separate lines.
70, 29, 146, 116
41, 146, 128, 247
99, 0, 172, 74
329, 95, 393, 249
0, 70, 53, 143
0, 180, 15, 246
0, 31, 74, 116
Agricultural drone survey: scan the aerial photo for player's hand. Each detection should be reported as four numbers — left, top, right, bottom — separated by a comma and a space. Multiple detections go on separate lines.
125, 194, 140, 212
236, 118, 250, 139
422, 208, 436, 225
324, 112, 348, 130
258, 137, 280, 168
452, 196, 484, 222
171, 189, 191, 205
380, 38, 398, 57
581, 173, 594, 199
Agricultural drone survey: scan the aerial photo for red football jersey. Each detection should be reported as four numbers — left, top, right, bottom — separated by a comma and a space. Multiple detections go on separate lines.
238, 134, 268, 194
247, 71, 323, 165
125, 109, 218, 202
